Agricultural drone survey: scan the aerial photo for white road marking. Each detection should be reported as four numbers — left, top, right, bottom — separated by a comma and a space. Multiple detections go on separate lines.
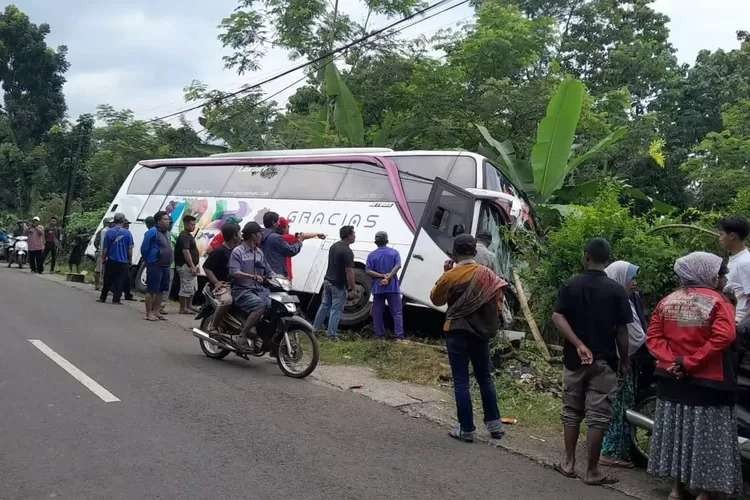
27, 339, 120, 403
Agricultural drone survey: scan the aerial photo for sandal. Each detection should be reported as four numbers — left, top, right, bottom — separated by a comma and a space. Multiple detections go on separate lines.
599, 457, 634, 469
553, 463, 577, 479
583, 475, 619, 486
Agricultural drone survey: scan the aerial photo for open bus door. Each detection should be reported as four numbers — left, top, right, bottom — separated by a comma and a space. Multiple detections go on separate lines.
400, 177, 478, 310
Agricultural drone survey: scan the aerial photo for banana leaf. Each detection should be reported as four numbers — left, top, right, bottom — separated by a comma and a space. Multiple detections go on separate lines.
324, 62, 364, 146
530, 78, 585, 202
567, 126, 628, 173
475, 124, 534, 192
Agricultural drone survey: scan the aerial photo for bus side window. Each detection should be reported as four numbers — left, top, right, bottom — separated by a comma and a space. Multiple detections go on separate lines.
128, 167, 165, 194
171, 165, 235, 197
483, 162, 502, 192
273, 163, 346, 200
334, 163, 395, 202
222, 165, 286, 198
393, 155, 477, 224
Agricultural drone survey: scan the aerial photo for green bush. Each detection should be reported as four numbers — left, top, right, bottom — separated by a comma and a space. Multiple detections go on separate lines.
525, 188, 703, 342
65, 206, 106, 240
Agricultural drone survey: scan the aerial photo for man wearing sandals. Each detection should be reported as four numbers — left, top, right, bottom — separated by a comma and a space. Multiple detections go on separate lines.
551, 238, 632, 486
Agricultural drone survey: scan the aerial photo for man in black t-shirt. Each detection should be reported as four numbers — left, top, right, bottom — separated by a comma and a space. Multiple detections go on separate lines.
203, 223, 241, 333
312, 225, 356, 339
551, 238, 631, 486
175, 215, 200, 314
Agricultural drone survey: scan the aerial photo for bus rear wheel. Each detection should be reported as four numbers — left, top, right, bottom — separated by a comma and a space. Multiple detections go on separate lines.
339, 267, 371, 328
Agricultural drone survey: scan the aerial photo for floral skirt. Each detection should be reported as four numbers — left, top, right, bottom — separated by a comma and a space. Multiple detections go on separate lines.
601, 373, 635, 461
647, 399, 743, 496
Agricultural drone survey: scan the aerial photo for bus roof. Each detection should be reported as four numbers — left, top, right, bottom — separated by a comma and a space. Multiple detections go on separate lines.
211, 148, 394, 157
139, 150, 480, 168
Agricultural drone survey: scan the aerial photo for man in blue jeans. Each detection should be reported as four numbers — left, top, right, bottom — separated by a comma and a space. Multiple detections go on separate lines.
431, 234, 508, 442
313, 225, 356, 339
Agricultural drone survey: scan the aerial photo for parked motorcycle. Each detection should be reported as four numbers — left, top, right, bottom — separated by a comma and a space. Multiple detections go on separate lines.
6, 236, 28, 268
192, 276, 319, 378
626, 348, 750, 476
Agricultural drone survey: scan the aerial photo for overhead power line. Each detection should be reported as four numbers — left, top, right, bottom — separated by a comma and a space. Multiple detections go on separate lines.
145, 0, 471, 125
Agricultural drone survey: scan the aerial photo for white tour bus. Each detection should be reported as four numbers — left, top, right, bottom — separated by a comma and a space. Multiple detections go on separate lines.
87, 148, 534, 325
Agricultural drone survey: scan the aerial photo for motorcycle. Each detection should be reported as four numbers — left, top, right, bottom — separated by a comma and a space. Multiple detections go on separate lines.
626, 348, 750, 476
192, 276, 319, 378
6, 236, 28, 268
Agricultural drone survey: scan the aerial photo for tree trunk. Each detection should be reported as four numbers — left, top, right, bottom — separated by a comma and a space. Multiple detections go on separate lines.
512, 270, 551, 361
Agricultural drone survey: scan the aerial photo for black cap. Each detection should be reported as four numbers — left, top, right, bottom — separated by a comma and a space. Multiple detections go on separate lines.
242, 221, 262, 239
453, 234, 477, 257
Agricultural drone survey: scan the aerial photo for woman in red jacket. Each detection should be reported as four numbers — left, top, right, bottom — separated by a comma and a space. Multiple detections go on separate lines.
646, 252, 743, 499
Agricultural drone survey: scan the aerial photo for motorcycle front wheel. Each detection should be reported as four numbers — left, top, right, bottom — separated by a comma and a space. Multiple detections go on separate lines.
276, 327, 319, 379
198, 316, 231, 359
630, 393, 658, 467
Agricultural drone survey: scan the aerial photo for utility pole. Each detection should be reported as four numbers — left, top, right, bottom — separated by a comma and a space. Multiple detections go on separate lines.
61, 129, 85, 235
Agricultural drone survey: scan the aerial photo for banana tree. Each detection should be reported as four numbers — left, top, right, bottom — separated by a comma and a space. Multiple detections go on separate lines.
324, 62, 365, 146
477, 78, 627, 204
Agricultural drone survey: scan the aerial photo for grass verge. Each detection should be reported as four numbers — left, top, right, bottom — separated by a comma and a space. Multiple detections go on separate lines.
319, 336, 561, 430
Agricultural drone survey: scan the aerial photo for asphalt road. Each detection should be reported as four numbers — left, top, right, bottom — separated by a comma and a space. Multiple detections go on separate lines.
0, 267, 630, 500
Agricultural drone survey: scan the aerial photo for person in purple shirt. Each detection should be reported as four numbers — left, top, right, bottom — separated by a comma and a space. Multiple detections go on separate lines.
366, 231, 404, 340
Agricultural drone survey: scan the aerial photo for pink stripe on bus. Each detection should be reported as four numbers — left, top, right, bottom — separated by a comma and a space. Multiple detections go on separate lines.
139, 154, 418, 233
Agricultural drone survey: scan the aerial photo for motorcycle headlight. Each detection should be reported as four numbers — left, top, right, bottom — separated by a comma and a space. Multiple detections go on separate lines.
284, 303, 296, 312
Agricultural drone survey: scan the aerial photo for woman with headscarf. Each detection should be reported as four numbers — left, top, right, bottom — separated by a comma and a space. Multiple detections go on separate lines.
647, 252, 742, 499
600, 261, 648, 468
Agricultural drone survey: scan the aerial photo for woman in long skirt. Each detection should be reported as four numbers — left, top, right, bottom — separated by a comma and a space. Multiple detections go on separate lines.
646, 253, 743, 499
600, 261, 648, 468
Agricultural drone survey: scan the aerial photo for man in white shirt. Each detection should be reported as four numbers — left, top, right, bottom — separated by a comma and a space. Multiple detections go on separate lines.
718, 216, 750, 322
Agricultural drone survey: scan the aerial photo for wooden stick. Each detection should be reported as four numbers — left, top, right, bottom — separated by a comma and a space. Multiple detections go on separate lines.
512, 270, 551, 361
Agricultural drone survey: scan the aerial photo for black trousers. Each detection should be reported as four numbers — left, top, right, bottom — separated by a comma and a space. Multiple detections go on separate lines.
100, 261, 129, 302
29, 250, 44, 273
123, 266, 133, 299
43, 242, 57, 272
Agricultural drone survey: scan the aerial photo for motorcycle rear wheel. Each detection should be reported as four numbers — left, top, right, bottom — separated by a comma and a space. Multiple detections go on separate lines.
198, 316, 231, 359
276, 328, 319, 379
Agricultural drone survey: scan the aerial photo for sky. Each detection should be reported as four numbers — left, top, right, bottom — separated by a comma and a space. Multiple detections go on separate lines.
9, 0, 750, 128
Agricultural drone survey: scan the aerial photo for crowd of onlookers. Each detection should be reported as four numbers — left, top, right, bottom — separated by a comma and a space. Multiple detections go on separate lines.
9, 209, 747, 497
2, 216, 79, 273
87, 210, 409, 347
428, 218, 748, 498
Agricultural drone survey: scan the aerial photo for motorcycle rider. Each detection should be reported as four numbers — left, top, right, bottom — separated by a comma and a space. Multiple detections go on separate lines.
229, 221, 274, 348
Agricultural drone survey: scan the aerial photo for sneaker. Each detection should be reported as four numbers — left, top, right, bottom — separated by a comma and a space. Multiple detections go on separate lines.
449, 425, 474, 443
486, 420, 505, 440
